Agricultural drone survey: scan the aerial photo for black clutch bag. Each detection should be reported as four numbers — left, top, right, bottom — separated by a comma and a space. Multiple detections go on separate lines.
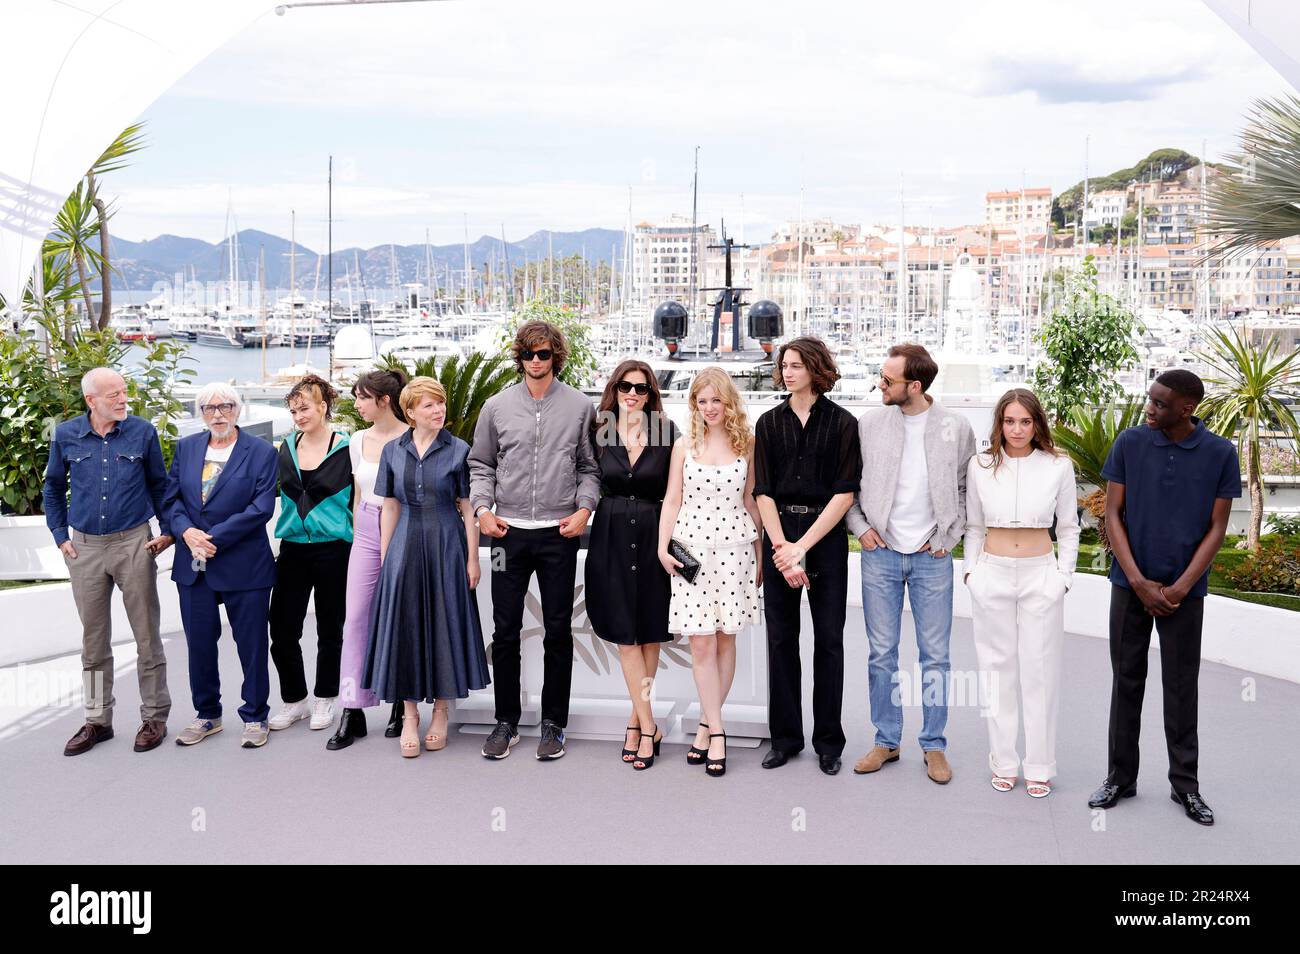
668, 537, 701, 584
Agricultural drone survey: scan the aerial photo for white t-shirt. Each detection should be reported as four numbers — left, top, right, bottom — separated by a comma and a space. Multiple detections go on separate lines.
349, 428, 384, 505
200, 441, 235, 504
883, 408, 937, 553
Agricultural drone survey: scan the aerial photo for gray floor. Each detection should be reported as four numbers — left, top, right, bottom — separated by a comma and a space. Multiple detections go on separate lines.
1, 607, 1295, 864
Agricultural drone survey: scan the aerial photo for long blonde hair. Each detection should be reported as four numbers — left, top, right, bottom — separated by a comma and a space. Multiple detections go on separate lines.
687, 367, 752, 457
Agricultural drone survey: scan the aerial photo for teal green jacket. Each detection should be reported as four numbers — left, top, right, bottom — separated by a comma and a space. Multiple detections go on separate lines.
275, 430, 354, 544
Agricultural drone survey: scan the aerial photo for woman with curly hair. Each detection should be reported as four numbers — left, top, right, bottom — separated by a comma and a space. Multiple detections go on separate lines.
658, 367, 763, 777
268, 373, 354, 733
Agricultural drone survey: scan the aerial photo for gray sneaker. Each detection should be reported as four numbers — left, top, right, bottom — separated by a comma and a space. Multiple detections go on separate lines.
240, 721, 269, 748
536, 719, 566, 760
175, 718, 222, 746
481, 721, 519, 759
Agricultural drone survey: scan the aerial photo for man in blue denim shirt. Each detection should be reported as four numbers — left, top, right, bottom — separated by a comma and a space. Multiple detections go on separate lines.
43, 367, 174, 756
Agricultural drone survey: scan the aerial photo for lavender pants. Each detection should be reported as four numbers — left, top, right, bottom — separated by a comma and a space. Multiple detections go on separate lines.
339, 500, 382, 708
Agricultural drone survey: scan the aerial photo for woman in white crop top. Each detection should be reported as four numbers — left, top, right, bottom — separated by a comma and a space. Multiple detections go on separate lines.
328, 369, 410, 751
963, 388, 1080, 799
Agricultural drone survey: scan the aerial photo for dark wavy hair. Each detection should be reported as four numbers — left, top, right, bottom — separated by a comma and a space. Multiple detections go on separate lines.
351, 368, 409, 423
771, 336, 841, 394
512, 320, 569, 378
286, 372, 339, 417
982, 387, 1059, 473
593, 359, 672, 456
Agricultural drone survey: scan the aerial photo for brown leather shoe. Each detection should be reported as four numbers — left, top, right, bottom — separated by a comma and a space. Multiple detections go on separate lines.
134, 720, 167, 752
924, 750, 952, 784
63, 722, 114, 756
852, 745, 900, 774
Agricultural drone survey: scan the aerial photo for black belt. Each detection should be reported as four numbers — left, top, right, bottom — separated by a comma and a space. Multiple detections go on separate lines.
778, 504, 825, 515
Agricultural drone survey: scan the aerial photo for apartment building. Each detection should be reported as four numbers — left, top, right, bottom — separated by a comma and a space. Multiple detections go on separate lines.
985, 187, 1052, 233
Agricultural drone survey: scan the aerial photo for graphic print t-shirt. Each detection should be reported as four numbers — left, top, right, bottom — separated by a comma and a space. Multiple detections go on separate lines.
201, 442, 235, 503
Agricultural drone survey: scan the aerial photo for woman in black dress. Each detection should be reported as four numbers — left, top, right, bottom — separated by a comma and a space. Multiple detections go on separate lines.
585, 359, 679, 770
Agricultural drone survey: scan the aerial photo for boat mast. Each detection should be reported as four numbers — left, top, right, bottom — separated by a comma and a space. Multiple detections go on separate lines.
463, 214, 471, 314
259, 244, 267, 381
896, 174, 905, 340
289, 209, 297, 368
327, 154, 334, 374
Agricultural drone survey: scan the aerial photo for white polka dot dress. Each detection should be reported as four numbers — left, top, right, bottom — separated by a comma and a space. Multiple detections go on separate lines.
668, 454, 760, 637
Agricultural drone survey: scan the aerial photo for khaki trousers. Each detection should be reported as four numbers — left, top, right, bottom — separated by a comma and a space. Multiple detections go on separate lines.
66, 523, 170, 725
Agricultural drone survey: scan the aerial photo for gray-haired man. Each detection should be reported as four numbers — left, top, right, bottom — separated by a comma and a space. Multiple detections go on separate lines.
43, 367, 174, 755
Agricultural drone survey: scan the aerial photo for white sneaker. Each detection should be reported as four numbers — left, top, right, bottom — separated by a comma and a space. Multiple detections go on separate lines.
269, 700, 310, 730
310, 697, 337, 730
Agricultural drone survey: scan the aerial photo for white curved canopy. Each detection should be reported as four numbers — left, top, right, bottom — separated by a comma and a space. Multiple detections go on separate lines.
1205, 1, 1300, 92
0, 0, 274, 312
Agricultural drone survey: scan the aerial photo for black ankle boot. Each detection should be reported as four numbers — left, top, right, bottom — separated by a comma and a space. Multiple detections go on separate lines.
384, 701, 403, 738
326, 708, 368, 750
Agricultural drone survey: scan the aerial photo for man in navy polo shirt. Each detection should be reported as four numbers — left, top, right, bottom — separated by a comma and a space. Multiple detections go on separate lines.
1087, 369, 1239, 825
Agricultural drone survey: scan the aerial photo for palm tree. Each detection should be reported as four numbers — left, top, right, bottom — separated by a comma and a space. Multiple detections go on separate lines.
1203, 95, 1300, 260
369, 351, 516, 443
39, 123, 146, 333
1051, 399, 1145, 552
1197, 324, 1300, 552
44, 181, 104, 340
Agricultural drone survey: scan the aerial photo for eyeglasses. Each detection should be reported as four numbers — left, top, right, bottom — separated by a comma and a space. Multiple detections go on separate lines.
878, 374, 911, 389
520, 348, 553, 362
199, 403, 236, 416
615, 381, 650, 395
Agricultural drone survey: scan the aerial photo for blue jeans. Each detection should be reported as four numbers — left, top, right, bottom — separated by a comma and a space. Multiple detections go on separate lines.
860, 546, 953, 751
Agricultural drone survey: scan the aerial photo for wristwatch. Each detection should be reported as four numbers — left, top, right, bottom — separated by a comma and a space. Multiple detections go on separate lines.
474, 505, 490, 519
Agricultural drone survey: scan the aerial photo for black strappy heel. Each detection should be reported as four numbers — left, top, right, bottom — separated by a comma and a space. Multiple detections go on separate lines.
633, 723, 661, 771
686, 721, 709, 766
706, 732, 727, 777
621, 725, 641, 763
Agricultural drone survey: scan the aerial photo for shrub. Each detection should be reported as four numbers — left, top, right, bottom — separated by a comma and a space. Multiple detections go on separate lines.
0, 317, 192, 515
1217, 536, 1300, 595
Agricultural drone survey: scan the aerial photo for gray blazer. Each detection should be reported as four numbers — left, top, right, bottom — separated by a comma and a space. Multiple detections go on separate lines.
468, 377, 601, 521
845, 397, 977, 552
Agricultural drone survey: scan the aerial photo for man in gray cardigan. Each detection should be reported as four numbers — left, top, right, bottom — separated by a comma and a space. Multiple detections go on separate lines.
845, 344, 975, 784
468, 320, 600, 762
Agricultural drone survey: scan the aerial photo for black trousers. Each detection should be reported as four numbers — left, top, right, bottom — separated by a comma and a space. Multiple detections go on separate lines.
490, 526, 580, 727
761, 512, 848, 757
269, 539, 351, 703
1106, 584, 1204, 795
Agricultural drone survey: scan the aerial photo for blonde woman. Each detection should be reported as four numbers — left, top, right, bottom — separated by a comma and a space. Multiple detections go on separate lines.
964, 388, 1080, 798
658, 368, 763, 778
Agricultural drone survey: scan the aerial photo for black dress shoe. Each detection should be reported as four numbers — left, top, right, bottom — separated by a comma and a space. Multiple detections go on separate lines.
384, 701, 402, 738
326, 708, 368, 751
1087, 780, 1137, 809
761, 748, 792, 769
1171, 790, 1214, 826
818, 755, 842, 776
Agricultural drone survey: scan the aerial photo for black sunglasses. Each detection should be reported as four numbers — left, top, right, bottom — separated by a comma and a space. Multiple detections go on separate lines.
615, 381, 650, 395
520, 348, 553, 362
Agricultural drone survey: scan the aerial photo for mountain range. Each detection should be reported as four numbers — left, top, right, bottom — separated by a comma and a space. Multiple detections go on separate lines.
98, 228, 626, 292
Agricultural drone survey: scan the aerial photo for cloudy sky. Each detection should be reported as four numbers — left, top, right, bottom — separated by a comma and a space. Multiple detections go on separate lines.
101, 0, 1289, 251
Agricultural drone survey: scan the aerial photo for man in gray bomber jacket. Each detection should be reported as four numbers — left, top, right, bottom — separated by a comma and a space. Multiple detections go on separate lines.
845, 343, 976, 785
469, 320, 600, 762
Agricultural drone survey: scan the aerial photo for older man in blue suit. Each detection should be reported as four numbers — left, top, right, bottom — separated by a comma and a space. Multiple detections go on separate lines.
164, 383, 279, 749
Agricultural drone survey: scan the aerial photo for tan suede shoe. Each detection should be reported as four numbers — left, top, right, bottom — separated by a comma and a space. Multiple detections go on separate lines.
852, 745, 900, 774
924, 750, 952, 784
